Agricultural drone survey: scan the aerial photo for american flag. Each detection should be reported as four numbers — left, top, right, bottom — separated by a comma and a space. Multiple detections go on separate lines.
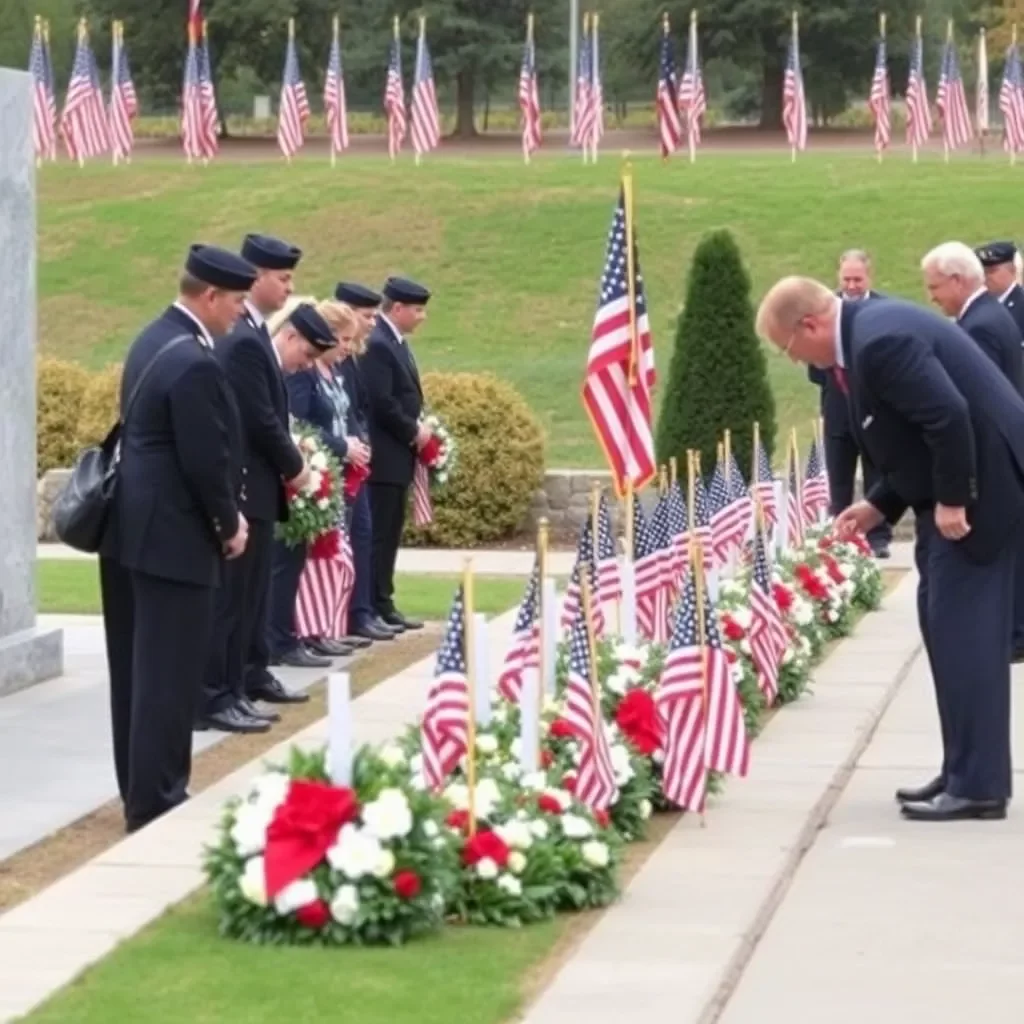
563, 604, 618, 811
937, 33, 973, 151
295, 529, 355, 641
786, 447, 805, 549
30, 21, 55, 162
869, 33, 891, 153
571, 17, 596, 148
421, 587, 470, 791
182, 16, 217, 162
596, 494, 622, 604
978, 29, 990, 136
1001, 39, 1024, 154
656, 18, 682, 158
497, 565, 540, 703
411, 19, 441, 157
906, 31, 933, 149
561, 522, 605, 636
42, 21, 58, 160
277, 23, 309, 159
519, 18, 542, 158
412, 461, 433, 526
728, 451, 753, 541
708, 458, 743, 566
590, 16, 605, 147
197, 22, 220, 157
325, 19, 349, 159
60, 24, 110, 163
752, 436, 776, 525
749, 525, 787, 705
645, 494, 675, 642
384, 20, 407, 160
689, 469, 715, 576
581, 187, 657, 498
678, 11, 707, 152
631, 498, 666, 642
665, 481, 690, 591
783, 17, 808, 152
802, 436, 829, 523
109, 22, 137, 163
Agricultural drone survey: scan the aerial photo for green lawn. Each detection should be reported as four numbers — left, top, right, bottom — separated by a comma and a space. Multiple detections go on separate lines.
39, 152, 1018, 464
36, 560, 528, 618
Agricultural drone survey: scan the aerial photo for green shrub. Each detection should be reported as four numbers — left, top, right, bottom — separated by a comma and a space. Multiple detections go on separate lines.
655, 229, 776, 476
77, 363, 122, 448
403, 372, 546, 547
37, 358, 92, 474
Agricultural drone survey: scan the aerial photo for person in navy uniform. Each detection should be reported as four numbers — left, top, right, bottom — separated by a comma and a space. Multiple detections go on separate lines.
334, 281, 399, 643
758, 276, 1024, 822
264, 303, 341, 666
807, 250, 892, 558
361, 277, 432, 633
977, 240, 1024, 338
99, 244, 255, 834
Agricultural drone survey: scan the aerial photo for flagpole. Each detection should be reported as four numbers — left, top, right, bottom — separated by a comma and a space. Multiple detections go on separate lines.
536, 516, 548, 727
76, 19, 87, 168
415, 16, 425, 167
525, 12, 534, 166
978, 28, 989, 158
689, 9, 698, 164
1014, 25, 1020, 168
877, 12, 886, 165
789, 427, 803, 516
580, 12, 590, 165
591, 12, 600, 165
688, 457, 708, 829
912, 16, 922, 164
463, 559, 477, 839
790, 10, 798, 164
944, 20, 953, 165
331, 16, 339, 168
34, 15, 43, 169
622, 151, 641, 503
111, 22, 120, 167
391, 15, 400, 166
579, 568, 603, 757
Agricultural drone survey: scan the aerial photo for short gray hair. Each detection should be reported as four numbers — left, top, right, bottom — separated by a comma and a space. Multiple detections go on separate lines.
839, 249, 871, 269
921, 242, 984, 285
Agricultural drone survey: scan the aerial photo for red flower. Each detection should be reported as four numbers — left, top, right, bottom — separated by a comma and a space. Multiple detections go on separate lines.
540, 749, 554, 769
795, 564, 829, 601
614, 689, 663, 756
419, 435, 443, 467
537, 793, 563, 815
445, 809, 471, 833
725, 648, 738, 664
316, 470, 333, 501
772, 582, 794, 612
295, 899, 331, 930
821, 552, 845, 584
264, 781, 360, 900
308, 529, 340, 561
562, 773, 577, 793
393, 870, 422, 900
549, 718, 575, 739
595, 810, 611, 829
721, 615, 746, 641
462, 829, 510, 868
344, 463, 370, 500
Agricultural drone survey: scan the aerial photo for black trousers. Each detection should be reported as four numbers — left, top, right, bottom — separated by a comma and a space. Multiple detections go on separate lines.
369, 482, 407, 616
914, 514, 1014, 801
1014, 555, 1024, 651
267, 537, 307, 657
201, 517, 274, 714
100, 557, 214, 830
825, 431, 893, 549
348, 486, 375, 628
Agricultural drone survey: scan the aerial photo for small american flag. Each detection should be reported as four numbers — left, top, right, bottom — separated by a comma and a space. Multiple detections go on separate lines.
384, 21, 407, 160
571, 17, 596, 148
295, 529, 355, 641
656, 18, 682, 158
728, 452, 753, 542
596, 495, 622, 604
937, 32, 973, 151
802, 437, 829, 524
678, 11, 706, 152
42, 22, 58, 160
590, 16, 605, 147
324, 19, 349, 158
519, 19, 542, 159
783, 16, 808, 153
581, 186, 657, 498
752, 436, 776, 525
646, 494, 675, 642
412, 459, 433, 526
30, 22, 55, 162
421, 587, 470, 791
708, 458, 742, 567
786, 447, 805, 549
1002, 40, 1024, 154
631, 498, 665, 642
561, 522, 605, 637
197, 23, 220, 158
665, 482, 690, 591
109, 22, 137, 164
411, 18, 441, 157
182, 17, 217, 162
277, 23, 309, 159
498, 565, 540, 703
563, 604, 618, 811
690, 469, 715, 576
906, 31, 933, 149
749, 525, 787, 704
869, 33, 891, 153
61, 24, 110, 163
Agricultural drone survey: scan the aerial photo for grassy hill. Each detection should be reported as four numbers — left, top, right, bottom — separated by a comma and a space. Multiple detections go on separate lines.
39, 151, 1018, 465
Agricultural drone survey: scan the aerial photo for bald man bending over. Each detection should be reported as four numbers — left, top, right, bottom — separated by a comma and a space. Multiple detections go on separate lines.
757, 276, 1024, 823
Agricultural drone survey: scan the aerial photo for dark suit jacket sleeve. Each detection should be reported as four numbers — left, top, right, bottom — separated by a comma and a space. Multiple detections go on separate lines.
286, 370, 349, 461
168, 360, 240, 542
224, 336, 304, 482
865, 480, 908, 524
361, 343, 418, 446
860, 335, 975, 507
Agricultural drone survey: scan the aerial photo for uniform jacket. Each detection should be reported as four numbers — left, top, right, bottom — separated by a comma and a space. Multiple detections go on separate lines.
958, 291, 1024, 395
338, 356, 370, 440
101, 304, 243, 588
1000, 283, 1024, 338
286, 367, 349, 462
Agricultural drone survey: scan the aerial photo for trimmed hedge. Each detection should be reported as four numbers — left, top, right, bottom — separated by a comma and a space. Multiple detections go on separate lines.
78, 364, 123, 448
37, 358, 93, 474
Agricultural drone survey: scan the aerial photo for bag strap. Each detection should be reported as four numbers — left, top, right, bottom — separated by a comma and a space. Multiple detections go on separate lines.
120, 333, 195, 426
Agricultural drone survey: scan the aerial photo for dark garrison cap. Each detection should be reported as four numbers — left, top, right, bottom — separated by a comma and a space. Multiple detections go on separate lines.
241, 233, 302, 271
186, 244, 257, 292
288, 303, 337, 351
335, 281, 382, 308
382, 276, 431, 306
976, 241, 1018, 267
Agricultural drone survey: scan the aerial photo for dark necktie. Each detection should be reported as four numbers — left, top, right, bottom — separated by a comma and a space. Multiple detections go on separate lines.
832, 366, 849, 395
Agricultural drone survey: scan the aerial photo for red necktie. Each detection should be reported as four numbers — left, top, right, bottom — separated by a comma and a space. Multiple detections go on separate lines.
832, 366, 849, 395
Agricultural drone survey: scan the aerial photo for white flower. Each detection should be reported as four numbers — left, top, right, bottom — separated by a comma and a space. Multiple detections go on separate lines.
730, 606, 752, 630
609, 744, 634, 786
508, 851, 528, 875
446, 778, 501, 819
792, 599, 813, 626
782, 646, 794, 666
529, 819, 550, 840
230, 802, 275, 858
542, 787, 573, 811
423, 820, 439, 839
306, 471, 323, 494
330, 884, 360, 926
614, 642, 645, 667
520, 771, 548, 792
249, 771, 290, 809
495, 820, 533, 851
561, 813, 593, 839
509, 738, 523, 761
730, 662, 745, 686
327, 823, 383, 880
274, 877, 318, 915
379, 743, 406, 769
581, 840, 610, 868
639, 799, 652, 820
372, 848, 396, 879
497, 874, 523, 897
317, 498, 329, 510
476, 734, 499, 756
408, 753, 424, 776
294, 497, 306, 510
652, 748, 665, 765
740, 638, 752, 656
501, 761, 523, 782
309, 451, 328, 471
604, 670, 631, 696
362, 788, 413, 841
542, 696, 560, 715
238, 856, 268, 906
476, 857, 499, 880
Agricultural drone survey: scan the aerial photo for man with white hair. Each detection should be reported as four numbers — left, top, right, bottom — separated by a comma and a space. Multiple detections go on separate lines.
922, 241, 1023, 389
757, 276, 1024, 822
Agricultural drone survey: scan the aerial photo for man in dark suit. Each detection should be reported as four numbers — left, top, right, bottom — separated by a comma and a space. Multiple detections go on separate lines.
361, 276, 432, 633
99, 244, 254, 833
758, 276, 1024, 822
807, 250, 891, 557
335, 281, 399, 643
978, 240, 1024, 337
264, 303, 342, 665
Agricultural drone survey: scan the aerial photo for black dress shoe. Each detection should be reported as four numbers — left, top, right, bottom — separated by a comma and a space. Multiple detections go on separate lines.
895, 775, 945, 804
305, 637, 355, 658
199, 705, 271, 735
901, 792, 1007, 822
383, 610, 423, 631
278, 646, 332, 669
1012, 648, 1024, 665
872, 545, 891, 559
352, 620, 395, 642
237, 697, 281, 724
341, 635, 373, 649
249, 674, 310, 705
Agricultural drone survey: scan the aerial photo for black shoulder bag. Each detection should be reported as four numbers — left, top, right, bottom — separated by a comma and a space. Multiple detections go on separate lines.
52, 334, 192, 553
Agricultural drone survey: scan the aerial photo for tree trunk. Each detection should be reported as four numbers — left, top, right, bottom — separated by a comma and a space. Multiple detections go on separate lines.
759, 58, 783, 130
483, 88, 490, 131
454, 69, 477, 138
